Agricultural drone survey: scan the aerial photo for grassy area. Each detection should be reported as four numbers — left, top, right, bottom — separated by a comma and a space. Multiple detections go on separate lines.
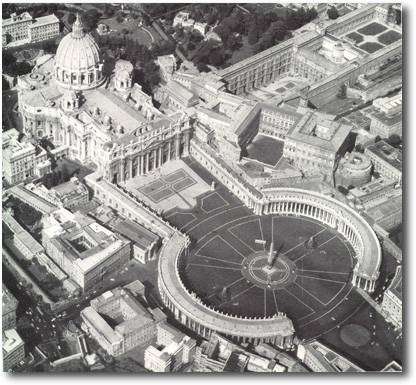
378, 30, 401, 45
357, 22, 387, 36
97, 15, 160, 47
346, 31, 364, 44
359, 42, 384, 54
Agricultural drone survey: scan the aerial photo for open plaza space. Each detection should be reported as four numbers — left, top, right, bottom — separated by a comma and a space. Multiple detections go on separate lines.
163, 159, 365, 341
180, 214, 355, 333
160, 157, 401, 369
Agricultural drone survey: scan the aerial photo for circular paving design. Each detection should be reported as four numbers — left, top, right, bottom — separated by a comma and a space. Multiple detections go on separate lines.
241, 251, 296, 290
177, 211, 361, 340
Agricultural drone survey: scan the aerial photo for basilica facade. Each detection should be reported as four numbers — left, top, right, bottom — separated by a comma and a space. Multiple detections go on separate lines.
17, 14, 192, 185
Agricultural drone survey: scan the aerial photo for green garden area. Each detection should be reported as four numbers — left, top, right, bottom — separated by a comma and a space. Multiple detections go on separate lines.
343, 21, 401, 55
163, 4, 318, 71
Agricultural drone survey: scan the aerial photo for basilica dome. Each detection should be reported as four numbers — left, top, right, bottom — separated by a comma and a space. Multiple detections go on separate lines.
54, 14, 104, 90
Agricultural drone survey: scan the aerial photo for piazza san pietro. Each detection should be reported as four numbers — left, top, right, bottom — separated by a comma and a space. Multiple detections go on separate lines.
1, 1, 403, 374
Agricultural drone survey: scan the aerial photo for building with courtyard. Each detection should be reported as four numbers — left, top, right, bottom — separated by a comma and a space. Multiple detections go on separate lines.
81, 282, 166, 356
41, 208, 131, 290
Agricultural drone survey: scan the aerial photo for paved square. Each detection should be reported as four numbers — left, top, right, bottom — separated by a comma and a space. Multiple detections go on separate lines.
122, 159, 210, 212
138, 169, 197, 203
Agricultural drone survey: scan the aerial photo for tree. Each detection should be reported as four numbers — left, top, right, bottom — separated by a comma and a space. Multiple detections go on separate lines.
327, 6, 339, 20
388, 134, 401, 147
116, 14, 124, 24
395, 9, 401, 25
337, 185, 349, 195
2, 76, 10, 91
67, 12, 76, 25
103, 4, 115, 18
83, 9, 101, 31
41, 40, 58, 54
248, 26, 259, 45
224, 34, 242, 51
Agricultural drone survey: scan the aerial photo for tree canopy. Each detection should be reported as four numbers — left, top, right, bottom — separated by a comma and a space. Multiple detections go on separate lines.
327, 6, 339, 20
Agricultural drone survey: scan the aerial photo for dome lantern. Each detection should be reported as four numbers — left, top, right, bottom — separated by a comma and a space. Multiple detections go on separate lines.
72, 13, 85, 39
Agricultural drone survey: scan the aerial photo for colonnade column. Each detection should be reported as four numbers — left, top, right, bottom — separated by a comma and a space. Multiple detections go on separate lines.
175, 134, 181, 159
119, 160, 125, 183
183, 130, 190, 156
145, 152, 149, 173
140, 155, 145, 175
128, 158, 133, 180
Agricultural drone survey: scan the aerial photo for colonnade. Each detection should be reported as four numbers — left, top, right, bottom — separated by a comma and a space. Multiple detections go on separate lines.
158, 232, 295, 349
159, 284, 293, 348
108, 131, 190, 184
259, 192, 378, 293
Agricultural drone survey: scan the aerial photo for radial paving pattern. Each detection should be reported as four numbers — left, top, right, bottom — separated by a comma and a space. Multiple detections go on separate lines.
178, 213, 356, 338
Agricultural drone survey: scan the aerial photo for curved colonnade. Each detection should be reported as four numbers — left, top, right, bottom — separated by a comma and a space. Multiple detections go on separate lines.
190, 139, 381, 293
158, 187, 381, 346
260, 188, 381, 292
158, 232, 295, 348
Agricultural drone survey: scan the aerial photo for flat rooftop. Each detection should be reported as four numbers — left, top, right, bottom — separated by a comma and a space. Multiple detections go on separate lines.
109, 218, 160, 250
366, 140, 402, 172
84, 87, 147, 133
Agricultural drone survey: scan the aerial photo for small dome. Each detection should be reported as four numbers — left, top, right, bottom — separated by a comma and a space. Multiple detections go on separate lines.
54, 14, 104, 90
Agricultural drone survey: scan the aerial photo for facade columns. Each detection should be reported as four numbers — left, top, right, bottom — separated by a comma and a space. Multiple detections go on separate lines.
175, 134, 181, 159
128, 158, 133, 179
140, 155, 144, 175
183, 130, 190, 156
145, 152, 149, 173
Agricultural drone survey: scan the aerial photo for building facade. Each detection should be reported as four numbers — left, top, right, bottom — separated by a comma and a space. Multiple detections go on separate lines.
2, 284, 18, 330
41, 208, 131, 291
365, 140, 402, 183
17, 15, 192, 186
81, 284, 166, 356
2, 129, 51, 185
2, 12, 59, 47
144, 322, 196, 372
381, 265, 402, 329
2, 329, 25, 372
